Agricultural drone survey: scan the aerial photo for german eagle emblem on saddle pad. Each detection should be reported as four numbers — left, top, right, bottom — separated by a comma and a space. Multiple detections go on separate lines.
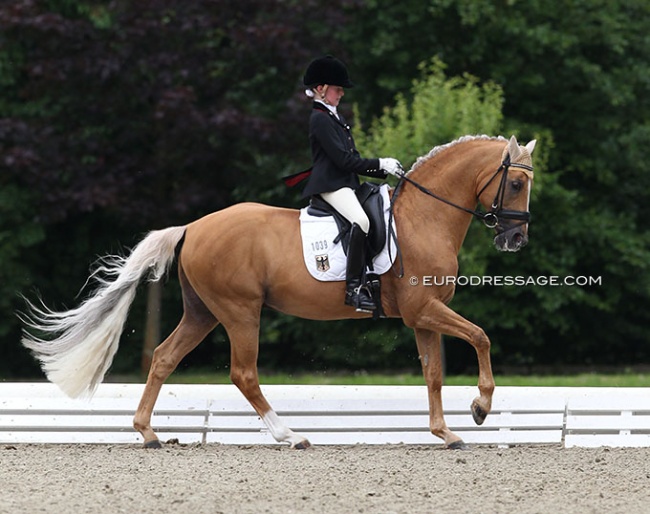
299, 183, 397, 281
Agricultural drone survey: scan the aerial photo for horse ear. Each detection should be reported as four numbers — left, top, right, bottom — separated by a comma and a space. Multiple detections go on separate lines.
525, 139, 537, 155
507, 135, 521, 161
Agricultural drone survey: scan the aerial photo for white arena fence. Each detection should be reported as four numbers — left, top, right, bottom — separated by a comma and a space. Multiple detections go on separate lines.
1, 383, 649, 448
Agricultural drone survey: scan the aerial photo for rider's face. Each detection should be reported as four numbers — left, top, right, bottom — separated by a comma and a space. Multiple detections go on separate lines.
318, 85, 345, 107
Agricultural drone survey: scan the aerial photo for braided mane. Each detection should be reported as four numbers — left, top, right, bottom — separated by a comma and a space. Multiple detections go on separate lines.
408, 135, 507, 175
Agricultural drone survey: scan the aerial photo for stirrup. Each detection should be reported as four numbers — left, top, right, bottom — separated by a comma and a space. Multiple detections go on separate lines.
345, 285, 376, 312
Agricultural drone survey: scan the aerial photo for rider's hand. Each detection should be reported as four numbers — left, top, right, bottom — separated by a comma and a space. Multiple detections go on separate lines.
379, 158, 404, 177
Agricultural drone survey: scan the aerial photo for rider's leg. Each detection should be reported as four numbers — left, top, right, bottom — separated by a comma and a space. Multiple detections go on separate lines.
320, 188, 375, 311
320, 187, 370, 234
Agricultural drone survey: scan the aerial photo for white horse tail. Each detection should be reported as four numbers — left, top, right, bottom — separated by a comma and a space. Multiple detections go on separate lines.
21, 225, 187, 399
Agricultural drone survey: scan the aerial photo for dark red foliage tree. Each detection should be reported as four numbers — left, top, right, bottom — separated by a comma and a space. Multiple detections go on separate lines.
0, 0, 355, 227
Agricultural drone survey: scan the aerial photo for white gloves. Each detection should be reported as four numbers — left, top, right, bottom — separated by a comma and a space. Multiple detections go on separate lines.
379, 157, 404, 177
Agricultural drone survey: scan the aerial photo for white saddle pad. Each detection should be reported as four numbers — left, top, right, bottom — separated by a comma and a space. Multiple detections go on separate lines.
299, 184, 397, 281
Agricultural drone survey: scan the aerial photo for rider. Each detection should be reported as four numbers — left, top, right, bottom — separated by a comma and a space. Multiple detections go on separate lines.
302, 55, 402, 312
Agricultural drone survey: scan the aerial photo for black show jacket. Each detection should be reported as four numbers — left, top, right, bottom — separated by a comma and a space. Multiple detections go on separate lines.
302, 102, 387, 198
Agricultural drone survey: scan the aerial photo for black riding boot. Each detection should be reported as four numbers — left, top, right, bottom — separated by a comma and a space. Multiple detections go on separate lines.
345, 223, 376, 312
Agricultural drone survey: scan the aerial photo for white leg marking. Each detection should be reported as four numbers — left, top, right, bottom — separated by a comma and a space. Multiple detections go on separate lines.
262, 411, 308, 447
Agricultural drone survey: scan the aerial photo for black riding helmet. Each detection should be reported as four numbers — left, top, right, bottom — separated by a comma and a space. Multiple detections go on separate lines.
303, 55, 354, 88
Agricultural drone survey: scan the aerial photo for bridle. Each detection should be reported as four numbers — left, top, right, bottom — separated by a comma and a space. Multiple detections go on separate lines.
387, 155, 533, 277
393, 154, 533, 229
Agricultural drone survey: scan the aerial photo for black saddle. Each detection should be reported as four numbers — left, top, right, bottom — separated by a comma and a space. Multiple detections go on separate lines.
307, 182, 386, 260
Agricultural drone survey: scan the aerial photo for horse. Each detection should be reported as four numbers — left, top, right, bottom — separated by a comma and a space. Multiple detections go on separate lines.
21, 134, 536, 450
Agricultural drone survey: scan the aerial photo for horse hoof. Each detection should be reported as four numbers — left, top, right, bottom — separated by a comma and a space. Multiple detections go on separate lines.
144, 439, 162, 449
447, 440, 470, 451
471, 400, 487, 425
292, 439, 312, 450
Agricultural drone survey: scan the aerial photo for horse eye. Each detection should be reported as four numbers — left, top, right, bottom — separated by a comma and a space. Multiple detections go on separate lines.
511, 180, 523, 192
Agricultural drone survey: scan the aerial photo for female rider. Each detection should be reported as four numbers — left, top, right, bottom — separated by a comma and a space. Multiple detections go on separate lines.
302, 55, 402, 311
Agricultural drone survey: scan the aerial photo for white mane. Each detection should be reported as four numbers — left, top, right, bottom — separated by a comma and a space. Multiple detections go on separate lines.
408, 135, 507, 175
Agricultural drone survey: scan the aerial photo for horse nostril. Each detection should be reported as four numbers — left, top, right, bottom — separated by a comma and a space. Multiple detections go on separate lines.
515, 232, 529, 248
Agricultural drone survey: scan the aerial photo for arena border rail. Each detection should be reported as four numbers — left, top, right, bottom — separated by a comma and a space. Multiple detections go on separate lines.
1, 383, 649, 447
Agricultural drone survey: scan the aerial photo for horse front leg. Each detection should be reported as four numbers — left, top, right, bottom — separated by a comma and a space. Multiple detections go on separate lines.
408, 300, 495, 434
414, 328, 467, 449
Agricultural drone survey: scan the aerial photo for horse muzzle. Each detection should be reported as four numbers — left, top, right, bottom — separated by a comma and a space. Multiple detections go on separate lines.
494, 226, 528, 252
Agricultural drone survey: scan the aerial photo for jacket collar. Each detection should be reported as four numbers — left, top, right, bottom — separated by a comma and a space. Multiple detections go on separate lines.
312, 102, 349, 130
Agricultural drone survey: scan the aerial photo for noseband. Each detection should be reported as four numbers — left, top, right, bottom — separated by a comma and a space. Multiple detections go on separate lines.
393, 155, 533, 229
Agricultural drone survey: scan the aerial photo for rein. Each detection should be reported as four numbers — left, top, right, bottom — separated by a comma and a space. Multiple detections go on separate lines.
387, 156, 533, 277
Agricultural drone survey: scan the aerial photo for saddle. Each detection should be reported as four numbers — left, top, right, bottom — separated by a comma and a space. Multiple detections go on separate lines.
307, 182, 386, 263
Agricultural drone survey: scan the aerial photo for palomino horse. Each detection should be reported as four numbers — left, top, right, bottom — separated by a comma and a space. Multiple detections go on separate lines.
22, 134, 536, 450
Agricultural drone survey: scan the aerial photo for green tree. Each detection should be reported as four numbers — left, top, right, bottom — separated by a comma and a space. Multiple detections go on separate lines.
4, 0, 650, 378
342, 0, 650, 369
354, 58, 504, 168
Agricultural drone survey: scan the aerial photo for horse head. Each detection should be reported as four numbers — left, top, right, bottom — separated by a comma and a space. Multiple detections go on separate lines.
477, 135, 536, 252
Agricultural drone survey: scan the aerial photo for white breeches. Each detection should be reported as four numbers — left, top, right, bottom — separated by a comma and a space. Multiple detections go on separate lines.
320, 187, 370, 234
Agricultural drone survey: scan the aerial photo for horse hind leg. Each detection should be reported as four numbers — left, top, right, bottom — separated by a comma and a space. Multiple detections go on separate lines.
133, 267, 218, 448
226, 319, 311, 449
